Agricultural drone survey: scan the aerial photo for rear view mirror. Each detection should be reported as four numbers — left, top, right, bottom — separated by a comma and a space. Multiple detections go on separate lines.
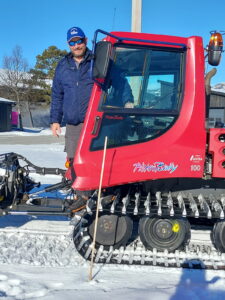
93, 41, 112, 80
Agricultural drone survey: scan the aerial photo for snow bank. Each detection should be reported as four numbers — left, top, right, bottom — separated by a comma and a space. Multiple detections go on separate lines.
0, 134, 225, 299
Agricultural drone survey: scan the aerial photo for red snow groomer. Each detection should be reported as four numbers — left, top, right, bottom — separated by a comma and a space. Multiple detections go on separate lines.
1, 30, 225, 269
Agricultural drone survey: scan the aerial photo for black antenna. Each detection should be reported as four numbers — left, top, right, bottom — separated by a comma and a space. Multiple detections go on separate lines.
210, 30, 225, 35
112, 8, 116, 30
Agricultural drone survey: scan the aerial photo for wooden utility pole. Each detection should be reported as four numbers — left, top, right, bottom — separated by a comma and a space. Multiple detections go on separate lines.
131, 0, 142, 103
131, 0, 142, 32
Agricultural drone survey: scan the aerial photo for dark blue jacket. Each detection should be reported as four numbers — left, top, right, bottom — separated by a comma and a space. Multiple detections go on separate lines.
50, 49, 94, 125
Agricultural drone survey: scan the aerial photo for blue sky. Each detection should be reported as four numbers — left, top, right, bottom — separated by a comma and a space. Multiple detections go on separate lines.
0, 0, 225, 84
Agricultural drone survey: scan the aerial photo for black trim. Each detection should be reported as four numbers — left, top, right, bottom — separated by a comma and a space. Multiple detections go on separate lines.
97, 43, 184, 117
90, 31, 186, 151
93, 29, 187, 50
101, 107, 179, 116
113, 42, 186, 53
90, 114, 178, 151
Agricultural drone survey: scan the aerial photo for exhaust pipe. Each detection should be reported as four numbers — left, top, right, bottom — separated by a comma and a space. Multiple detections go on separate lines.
205, 68, 217, 95
205, 68, 217, 120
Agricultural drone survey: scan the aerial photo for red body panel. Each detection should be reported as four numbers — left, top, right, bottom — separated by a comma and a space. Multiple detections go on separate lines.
72, 32, 207, 191
209, 128, 225, 177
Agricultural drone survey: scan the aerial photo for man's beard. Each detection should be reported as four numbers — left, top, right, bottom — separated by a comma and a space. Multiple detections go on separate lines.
73, 48, 86, 58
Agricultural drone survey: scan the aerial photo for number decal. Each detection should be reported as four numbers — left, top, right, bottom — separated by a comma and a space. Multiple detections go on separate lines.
191, 165, 201, 171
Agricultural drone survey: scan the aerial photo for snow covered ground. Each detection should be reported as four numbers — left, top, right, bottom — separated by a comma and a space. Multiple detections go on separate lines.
0, 128, 225, 300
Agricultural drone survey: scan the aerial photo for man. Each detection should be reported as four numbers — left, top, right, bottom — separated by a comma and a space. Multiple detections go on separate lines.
50, 26, 94, 212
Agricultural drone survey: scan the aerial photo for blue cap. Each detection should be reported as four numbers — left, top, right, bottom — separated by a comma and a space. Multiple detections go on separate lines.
67, 27, 85, 41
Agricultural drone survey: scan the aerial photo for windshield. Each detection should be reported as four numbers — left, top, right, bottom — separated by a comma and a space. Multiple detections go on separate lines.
91, 45, 184, 150
102, 46, 183, 110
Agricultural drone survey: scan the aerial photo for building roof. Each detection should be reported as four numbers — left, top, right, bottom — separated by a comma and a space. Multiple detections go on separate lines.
211, 90, 225, 97
0, 68, 52, 89
0, 97, 16, 104
212, 83, 225, 94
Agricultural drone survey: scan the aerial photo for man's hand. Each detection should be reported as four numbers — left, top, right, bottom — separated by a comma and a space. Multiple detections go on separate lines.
51, 123, 61, 137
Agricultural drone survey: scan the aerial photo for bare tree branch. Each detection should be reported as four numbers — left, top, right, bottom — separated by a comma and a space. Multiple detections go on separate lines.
0, 45, 30, 100
0, 45, 30, 128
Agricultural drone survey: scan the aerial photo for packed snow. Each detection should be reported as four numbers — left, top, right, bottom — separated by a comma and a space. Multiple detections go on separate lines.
0, 128, 225, 300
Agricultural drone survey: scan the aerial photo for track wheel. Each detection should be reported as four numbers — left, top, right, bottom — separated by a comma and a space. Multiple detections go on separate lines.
212, 221, 225, 253
88, 214, 133, 249
139, 217, 190, 252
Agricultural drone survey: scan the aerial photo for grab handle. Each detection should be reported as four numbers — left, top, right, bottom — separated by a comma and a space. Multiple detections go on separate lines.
91, 116, 101, 135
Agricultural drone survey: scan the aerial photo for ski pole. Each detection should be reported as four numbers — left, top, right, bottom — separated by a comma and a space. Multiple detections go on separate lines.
89, 136, 108, 281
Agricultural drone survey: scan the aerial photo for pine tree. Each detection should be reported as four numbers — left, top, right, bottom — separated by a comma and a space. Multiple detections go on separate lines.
30, 46, 68, 103
34, 46, 68, 79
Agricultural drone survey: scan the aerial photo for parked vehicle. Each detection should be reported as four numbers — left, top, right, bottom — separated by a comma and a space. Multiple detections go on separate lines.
1, 30, 225, 269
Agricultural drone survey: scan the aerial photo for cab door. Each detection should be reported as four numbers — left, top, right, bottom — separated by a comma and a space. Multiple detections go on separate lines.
73, 41, 206, 190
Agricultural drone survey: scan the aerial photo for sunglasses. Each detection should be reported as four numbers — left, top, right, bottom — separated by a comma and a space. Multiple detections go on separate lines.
68, 38, 85, 46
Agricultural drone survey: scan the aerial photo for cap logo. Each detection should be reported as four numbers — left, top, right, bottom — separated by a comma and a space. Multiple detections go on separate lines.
71, 29, 78, 34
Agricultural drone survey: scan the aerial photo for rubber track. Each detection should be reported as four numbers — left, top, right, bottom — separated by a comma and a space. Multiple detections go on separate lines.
73, 192, 225, 270
73, 224, 225, 270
